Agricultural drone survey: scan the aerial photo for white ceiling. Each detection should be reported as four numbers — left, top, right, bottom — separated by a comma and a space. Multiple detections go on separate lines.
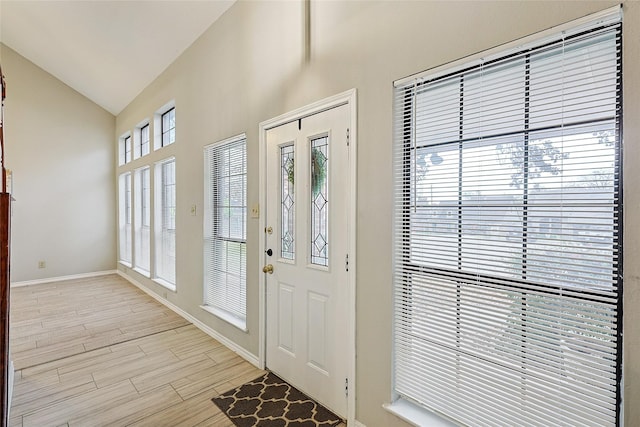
0, 0, 235, 115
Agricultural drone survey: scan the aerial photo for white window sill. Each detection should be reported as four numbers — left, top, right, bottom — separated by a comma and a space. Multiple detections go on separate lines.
119, 261, 132, 268
384, 399, 458, 427
153, 278, 176, 292
200, 305, 247, 332
133, 267, 150, 278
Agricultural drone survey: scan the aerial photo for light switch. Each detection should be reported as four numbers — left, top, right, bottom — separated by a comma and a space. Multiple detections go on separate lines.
250, 204, 260, 218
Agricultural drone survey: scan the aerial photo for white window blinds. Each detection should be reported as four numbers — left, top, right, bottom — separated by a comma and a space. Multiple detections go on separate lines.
203, 135, 247, 326
392, 10, 622, 427
155, 158, 176, 286
134, 167, 151, 275
118, 172, 132, 264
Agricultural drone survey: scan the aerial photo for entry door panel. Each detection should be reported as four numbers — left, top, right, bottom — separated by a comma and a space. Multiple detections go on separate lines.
266, 104, 349, 417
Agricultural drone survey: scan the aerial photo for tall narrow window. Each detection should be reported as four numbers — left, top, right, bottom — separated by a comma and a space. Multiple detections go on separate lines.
203, 134, 247, 329
161, 108, 176, 147
392, 10, 622, 426
155, 158, 176, 287
118, 172, 132, 265
134, 167, 151, 275
140, 124, 150, 157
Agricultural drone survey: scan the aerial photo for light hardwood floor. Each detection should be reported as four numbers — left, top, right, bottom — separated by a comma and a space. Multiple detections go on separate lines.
8, 274, 265, 426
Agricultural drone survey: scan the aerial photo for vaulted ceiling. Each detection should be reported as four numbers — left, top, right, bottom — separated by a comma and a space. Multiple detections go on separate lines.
0, 0, 235, 115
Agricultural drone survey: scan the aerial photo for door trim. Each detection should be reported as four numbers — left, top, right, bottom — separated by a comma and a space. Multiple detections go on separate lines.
258, 89, 357, 424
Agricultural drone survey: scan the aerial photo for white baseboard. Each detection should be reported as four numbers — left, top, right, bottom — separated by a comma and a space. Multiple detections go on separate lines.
354, 421, 367, 427
11, 270, 118, 287
117, 270, 260, 368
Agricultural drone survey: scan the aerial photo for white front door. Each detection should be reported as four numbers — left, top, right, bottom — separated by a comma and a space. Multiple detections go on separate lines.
265, 104, 350, 417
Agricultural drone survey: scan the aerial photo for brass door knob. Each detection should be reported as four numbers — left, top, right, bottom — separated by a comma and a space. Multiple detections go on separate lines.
262, 264, 274, 274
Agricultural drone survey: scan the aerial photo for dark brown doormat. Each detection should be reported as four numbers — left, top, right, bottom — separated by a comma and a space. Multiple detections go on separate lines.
212, 372, 343, 427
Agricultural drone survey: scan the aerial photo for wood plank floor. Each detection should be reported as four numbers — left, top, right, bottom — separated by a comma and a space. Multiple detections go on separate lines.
8, 274, 265, 426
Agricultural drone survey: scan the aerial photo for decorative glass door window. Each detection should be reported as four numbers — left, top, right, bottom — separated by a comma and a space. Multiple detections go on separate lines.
310, 136, 328, 266
281, 144, 295, 260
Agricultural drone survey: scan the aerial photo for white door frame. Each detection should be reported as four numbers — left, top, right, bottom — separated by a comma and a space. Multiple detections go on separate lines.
258, 89, 357, 424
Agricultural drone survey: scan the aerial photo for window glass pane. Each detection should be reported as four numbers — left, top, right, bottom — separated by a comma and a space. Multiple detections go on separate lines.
156, 159, 176, 284
141, 124, 150, 156
135, 167, 150, 274
281, 144, 295, 260
526, 123, 616, 291
119, 173, 132, 264
415, 78, 459, 146
311, 136, 328, 266
124, 136, 132, 163
142, 168, 151, 227
529, 33, 617, 129
460, 136, 524, 278
411, 144, 459, 269
162, 108, 176, 146
463, 59, 525, 139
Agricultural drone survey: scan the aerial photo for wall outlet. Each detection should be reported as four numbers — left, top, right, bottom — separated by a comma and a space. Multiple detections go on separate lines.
38, 260, 46, 269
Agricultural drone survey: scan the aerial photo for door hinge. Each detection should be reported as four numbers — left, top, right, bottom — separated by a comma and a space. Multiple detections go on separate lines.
345, 254, 349, 272
346, 128, 350, 147
345, 378, 349, 397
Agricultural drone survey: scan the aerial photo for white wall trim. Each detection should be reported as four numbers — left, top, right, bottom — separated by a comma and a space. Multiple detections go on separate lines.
10, 270, 118, 287
117, 270, 260, 368
7, 359, 14, 420
353, 421, 367, 427
258, 88, 358, 425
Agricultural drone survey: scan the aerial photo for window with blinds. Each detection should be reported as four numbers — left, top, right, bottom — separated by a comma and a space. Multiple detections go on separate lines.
134, 166, 151, 275
118, 172, 132, 265
392, 10, 622, 427
155, 158, 176, 287
203, 135, 247, 329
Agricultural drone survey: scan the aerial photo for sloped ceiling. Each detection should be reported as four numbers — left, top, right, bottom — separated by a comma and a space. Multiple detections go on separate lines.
0, 0, 235, 115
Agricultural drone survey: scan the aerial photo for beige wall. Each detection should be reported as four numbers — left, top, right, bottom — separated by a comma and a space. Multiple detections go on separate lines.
1, 44, 116, 283
116, 1, 639, 425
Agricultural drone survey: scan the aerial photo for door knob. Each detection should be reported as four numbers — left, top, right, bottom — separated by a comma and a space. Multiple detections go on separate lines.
262, 264, 274, 274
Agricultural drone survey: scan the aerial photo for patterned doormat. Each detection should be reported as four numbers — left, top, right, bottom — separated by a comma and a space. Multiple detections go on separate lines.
212, 372, 343, 426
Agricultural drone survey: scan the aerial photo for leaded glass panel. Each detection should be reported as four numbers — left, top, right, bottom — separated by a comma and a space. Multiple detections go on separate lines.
281, 144, 295, 260
311, 136, 328, 266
